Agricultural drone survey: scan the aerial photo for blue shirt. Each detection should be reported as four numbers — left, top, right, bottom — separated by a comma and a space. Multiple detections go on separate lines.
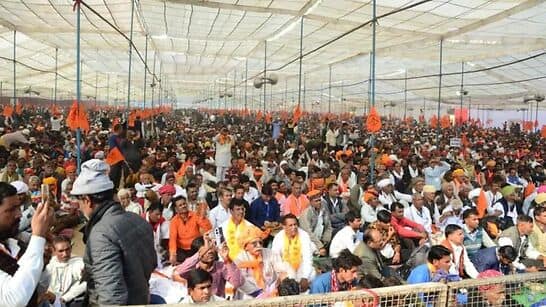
407, 263, 431, 284
248, 197, 280, 228
310, 272, 332, 294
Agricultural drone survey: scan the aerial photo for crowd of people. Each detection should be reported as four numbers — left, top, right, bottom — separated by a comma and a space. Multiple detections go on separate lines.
0, 105, 545, 306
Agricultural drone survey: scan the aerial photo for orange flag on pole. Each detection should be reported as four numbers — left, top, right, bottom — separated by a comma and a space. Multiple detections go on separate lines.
541, 125, 546, 138
293, 104, 302, 123
440, 115, 451, 129
3, 105, 13, 117
366, 107, 382, 133
256, 111, 263, 122
66, 101, 90, 132
430, 115, 438, 128
477, 189, 488, 218
106, 147, 125, 166
265, 112, 272, 124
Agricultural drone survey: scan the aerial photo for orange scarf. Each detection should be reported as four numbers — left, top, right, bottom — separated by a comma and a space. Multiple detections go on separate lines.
237, 254, 265, 289
286, 194, 309, 217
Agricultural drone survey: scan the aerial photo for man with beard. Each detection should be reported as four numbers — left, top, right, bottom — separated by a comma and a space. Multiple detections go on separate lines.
0, 182, 54, 306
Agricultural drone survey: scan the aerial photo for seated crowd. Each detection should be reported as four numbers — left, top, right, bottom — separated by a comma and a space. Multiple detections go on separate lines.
0, 107, 544, 306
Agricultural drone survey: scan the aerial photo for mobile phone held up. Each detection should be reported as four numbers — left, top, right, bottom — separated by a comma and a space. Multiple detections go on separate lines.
214, 227, 225, 247
41, 183, 49, 205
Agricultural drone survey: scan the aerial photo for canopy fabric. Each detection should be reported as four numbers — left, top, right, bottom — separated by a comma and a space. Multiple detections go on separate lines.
0, 0, 544, 112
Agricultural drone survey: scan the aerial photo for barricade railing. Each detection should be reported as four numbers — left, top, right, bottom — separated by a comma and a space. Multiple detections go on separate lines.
137, 272, 546, 306
446, 271, 546, 307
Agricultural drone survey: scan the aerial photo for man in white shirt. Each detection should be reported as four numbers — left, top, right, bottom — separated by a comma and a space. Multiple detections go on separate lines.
404, 193, 433, 234
118, 188, 143, 215
329, 211, 362, 258
208, 188, 232, 229
441, 224, 480, 279
360, 188, 383, 225
46, 235, 86, 305
377, 178, 412, 208
240, 175, 259, 205
424, 158, 451, 192
0, 182, 53, 306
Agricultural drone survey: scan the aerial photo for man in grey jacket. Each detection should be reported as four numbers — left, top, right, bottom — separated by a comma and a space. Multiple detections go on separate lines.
71, 159, 156, 306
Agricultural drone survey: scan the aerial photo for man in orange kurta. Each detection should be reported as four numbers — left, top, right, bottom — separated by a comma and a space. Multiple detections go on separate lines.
280, 181, 309, 217
169, 196, 212, 264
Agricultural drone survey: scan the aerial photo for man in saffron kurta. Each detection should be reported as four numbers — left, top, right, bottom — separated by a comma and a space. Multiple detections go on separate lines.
280, 181, 309, 217
169, 196, 212, 264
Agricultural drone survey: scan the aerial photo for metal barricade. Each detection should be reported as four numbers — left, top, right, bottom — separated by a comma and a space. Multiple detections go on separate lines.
136, 273, 546, 306
197, 282, 448, 307
446, 272, 546, 307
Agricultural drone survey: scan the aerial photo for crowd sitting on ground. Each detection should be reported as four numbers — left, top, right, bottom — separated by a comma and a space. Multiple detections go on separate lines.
0, 106, 545, 306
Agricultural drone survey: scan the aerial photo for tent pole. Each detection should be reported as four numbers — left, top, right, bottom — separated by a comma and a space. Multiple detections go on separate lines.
436, 39, 443, 145
328, 65, 332, 113
369, 0, 377, 184
263, 41, 267, 113
244, 59, 248, 110
126, 0, 135, 113
143, 35, 148, 109
54, 48, 58, 104
459, 61, 464, 136
13, 30, 16, 108
404, 70, 408, 121
303, 73, 306, 111
106, 74, 110, 106
297, 17, 304, 108
95, 72, 98, 105
233, 68, 236, 110
75, 3, 82, 173
533, 97, 538, 132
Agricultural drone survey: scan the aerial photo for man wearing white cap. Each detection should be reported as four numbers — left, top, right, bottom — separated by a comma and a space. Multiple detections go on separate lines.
71, 159, 156, 305
377, 178, 412, 208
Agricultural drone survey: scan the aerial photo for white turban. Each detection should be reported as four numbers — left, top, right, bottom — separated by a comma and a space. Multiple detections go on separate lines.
377, 178, 392, 189
468, 188, 481, 199
11, 181, 28, 194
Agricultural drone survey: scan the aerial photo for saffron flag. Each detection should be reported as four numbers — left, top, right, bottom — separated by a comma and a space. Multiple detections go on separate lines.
265, 112, 272, 124
66, 101, 90, 132
293, 105, 302, 123
477, 189, 487, 218
430, 115, 438, 128
3, 105, 13, 117
542, 125, 546, 138
366, 107, 382, 133
106, 147, 125, 166
440, 115, 451, 129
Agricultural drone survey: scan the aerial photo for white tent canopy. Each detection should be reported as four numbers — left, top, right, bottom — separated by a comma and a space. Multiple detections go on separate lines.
0, 0, 545, 114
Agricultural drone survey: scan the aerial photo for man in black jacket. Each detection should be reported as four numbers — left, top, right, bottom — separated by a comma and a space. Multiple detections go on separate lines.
72, 159, 156, 306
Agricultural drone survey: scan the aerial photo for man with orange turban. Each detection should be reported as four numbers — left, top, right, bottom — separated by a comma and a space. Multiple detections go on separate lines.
234, 226, 282, 299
